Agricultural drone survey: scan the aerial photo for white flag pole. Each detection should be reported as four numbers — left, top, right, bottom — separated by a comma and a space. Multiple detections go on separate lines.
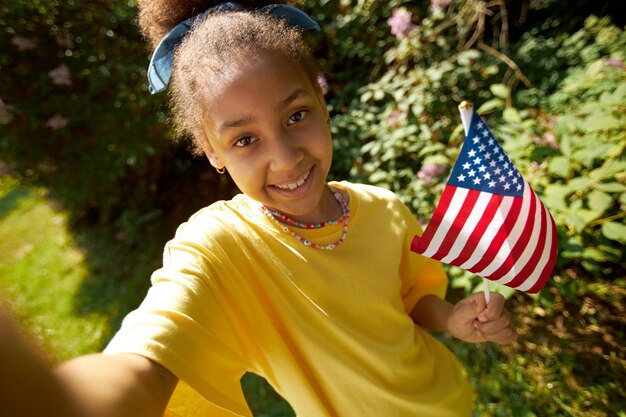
458, 101, 491, 304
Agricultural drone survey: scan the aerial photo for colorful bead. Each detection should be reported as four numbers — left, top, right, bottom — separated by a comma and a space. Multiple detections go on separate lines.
260, 188, 350, 251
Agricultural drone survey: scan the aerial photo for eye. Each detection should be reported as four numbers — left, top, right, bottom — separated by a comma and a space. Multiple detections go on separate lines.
288, 110, 308, 125
234, 136, 257, 147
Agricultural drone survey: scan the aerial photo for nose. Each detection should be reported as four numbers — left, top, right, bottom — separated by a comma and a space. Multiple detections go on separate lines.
268, 131, 304, 171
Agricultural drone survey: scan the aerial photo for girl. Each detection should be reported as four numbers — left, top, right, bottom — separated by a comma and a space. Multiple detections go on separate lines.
3, 1, 516, 416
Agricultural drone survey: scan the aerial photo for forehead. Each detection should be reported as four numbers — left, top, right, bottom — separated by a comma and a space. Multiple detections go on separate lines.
200, 54, 317, 121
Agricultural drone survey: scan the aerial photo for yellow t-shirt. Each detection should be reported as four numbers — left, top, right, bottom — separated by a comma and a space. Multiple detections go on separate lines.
104, 181, 473, 416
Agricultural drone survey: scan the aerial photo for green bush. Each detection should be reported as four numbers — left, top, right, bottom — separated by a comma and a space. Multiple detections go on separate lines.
303, 1, 626, 295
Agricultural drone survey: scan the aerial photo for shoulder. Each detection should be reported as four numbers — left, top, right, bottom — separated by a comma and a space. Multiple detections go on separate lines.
171, 194, 255, 246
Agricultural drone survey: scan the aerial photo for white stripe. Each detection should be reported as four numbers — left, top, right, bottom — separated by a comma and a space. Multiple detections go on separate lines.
492, 189, 543, 285
516, 203, 555, 291
474, 181, 532, 276
459, 195, 515, 269
421, 187, 469, 258
440, 192, 494, 264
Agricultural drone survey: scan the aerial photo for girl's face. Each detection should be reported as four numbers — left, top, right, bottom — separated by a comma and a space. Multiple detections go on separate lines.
201, 54, 334, 224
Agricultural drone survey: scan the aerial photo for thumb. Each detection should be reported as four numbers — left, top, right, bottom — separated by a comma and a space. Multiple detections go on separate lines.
454, 292, 488, 323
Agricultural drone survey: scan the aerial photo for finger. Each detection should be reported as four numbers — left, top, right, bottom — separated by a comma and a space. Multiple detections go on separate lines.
476, 313, 512, 335
456, 292, 488, 319
483, 325, 517, 345
477, 292, 505, 322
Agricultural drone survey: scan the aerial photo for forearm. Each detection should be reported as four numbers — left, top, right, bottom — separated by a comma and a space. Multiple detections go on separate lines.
0, 308, 79, 417
1, 305, 174, 417
55, 353, 174, 417
409, 294, 453, 333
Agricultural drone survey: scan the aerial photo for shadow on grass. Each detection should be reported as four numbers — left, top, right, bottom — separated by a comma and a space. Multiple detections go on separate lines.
0, 187, 31, 219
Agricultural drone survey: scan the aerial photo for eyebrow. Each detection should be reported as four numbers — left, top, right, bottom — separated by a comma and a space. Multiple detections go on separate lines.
217, 88, 309, 135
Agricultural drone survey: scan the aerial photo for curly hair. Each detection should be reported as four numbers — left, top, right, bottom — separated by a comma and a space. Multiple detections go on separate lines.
136, 0, 320, 155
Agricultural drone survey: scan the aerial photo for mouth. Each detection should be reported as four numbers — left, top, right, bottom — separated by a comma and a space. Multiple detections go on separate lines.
273, 168, 312, 191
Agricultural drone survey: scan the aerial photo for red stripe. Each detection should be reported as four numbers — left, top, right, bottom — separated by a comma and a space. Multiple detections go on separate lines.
506, 195, 549, 288
429, 189, 481, 260
411, 185, 457, 254
467, 195, 524, 272
484, 189, 538, 280
526, 212, 558, 293
449, 193, 503, 265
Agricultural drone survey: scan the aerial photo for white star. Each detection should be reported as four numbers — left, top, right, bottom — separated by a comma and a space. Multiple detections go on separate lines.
473, 177, 481, 185
503, 183, 511, 190
488, 180, 496, 187
499, 175, 506, 183
468, 169, 476, 177
484, 172, 491, 179
457, 174, 466, 181
494, 167, 502, 175
473, 157, 482, 165
472, 136, 480, 144
481, 130, 489, 138
478, 165, 487, 173
489, 160, 497, 168
484, 152, 492, 160
462, 162, 471, 170
516, 184, 522, 191
478, 144, 487, 152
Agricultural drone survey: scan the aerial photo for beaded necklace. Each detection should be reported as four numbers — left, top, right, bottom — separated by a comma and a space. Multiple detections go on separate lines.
260, 188, 350, 250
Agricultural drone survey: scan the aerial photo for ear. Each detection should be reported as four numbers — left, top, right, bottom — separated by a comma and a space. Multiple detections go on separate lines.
202, 140, 224, 170
313, 76, 329, 119
205, 149, 223, 170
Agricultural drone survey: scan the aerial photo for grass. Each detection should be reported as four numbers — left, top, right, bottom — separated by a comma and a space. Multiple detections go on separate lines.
1, 174, 624, 416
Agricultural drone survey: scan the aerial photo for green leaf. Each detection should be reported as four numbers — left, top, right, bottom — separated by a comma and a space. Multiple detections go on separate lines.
503, 108, 523, 124
587, 190, 613, 213
582, 247, 606, 262
542, 184, 570, 211
584, 113, 622, 131
477, 98, 504, 114
490, 84, 510, 99
601, 221, 626, 243
589, 160, 626, 180
548, 156, 571, 178
567, 176, 594, 190
595, 182, 626, 193
564, 212, 586, 232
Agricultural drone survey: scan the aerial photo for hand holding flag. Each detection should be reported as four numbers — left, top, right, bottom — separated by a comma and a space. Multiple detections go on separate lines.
411, 102, 558, 297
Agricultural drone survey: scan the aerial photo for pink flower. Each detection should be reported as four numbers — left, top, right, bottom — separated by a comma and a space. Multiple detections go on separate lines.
46, 114, 69, 130
417, 163, 448, 184
48, 64, 72, 86
431, 0, 453, 12
387, 110, 405, 127
11, 36, 36, 51
0, 98, 15, 124
604, 59, 625, 70
387, 8, 416, 40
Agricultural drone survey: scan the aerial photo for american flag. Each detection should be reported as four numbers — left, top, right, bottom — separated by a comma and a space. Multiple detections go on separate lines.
411, 109, 557, 293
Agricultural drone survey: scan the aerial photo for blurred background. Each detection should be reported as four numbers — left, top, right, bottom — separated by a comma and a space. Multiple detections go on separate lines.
0, 0, 624, 415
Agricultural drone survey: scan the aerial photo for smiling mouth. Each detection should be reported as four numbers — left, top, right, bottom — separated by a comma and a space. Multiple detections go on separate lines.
274, 169, 311, 190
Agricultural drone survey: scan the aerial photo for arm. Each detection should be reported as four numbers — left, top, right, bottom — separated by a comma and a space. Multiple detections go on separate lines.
410, 292, 517, 344
0, 307, 177, 417
55, 353, 178, 417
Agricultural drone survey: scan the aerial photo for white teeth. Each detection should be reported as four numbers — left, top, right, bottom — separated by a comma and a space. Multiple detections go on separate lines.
276, 170, 310, 190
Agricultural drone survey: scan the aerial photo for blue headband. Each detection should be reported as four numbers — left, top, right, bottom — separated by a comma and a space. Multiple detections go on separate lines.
147, 2, 320, 94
